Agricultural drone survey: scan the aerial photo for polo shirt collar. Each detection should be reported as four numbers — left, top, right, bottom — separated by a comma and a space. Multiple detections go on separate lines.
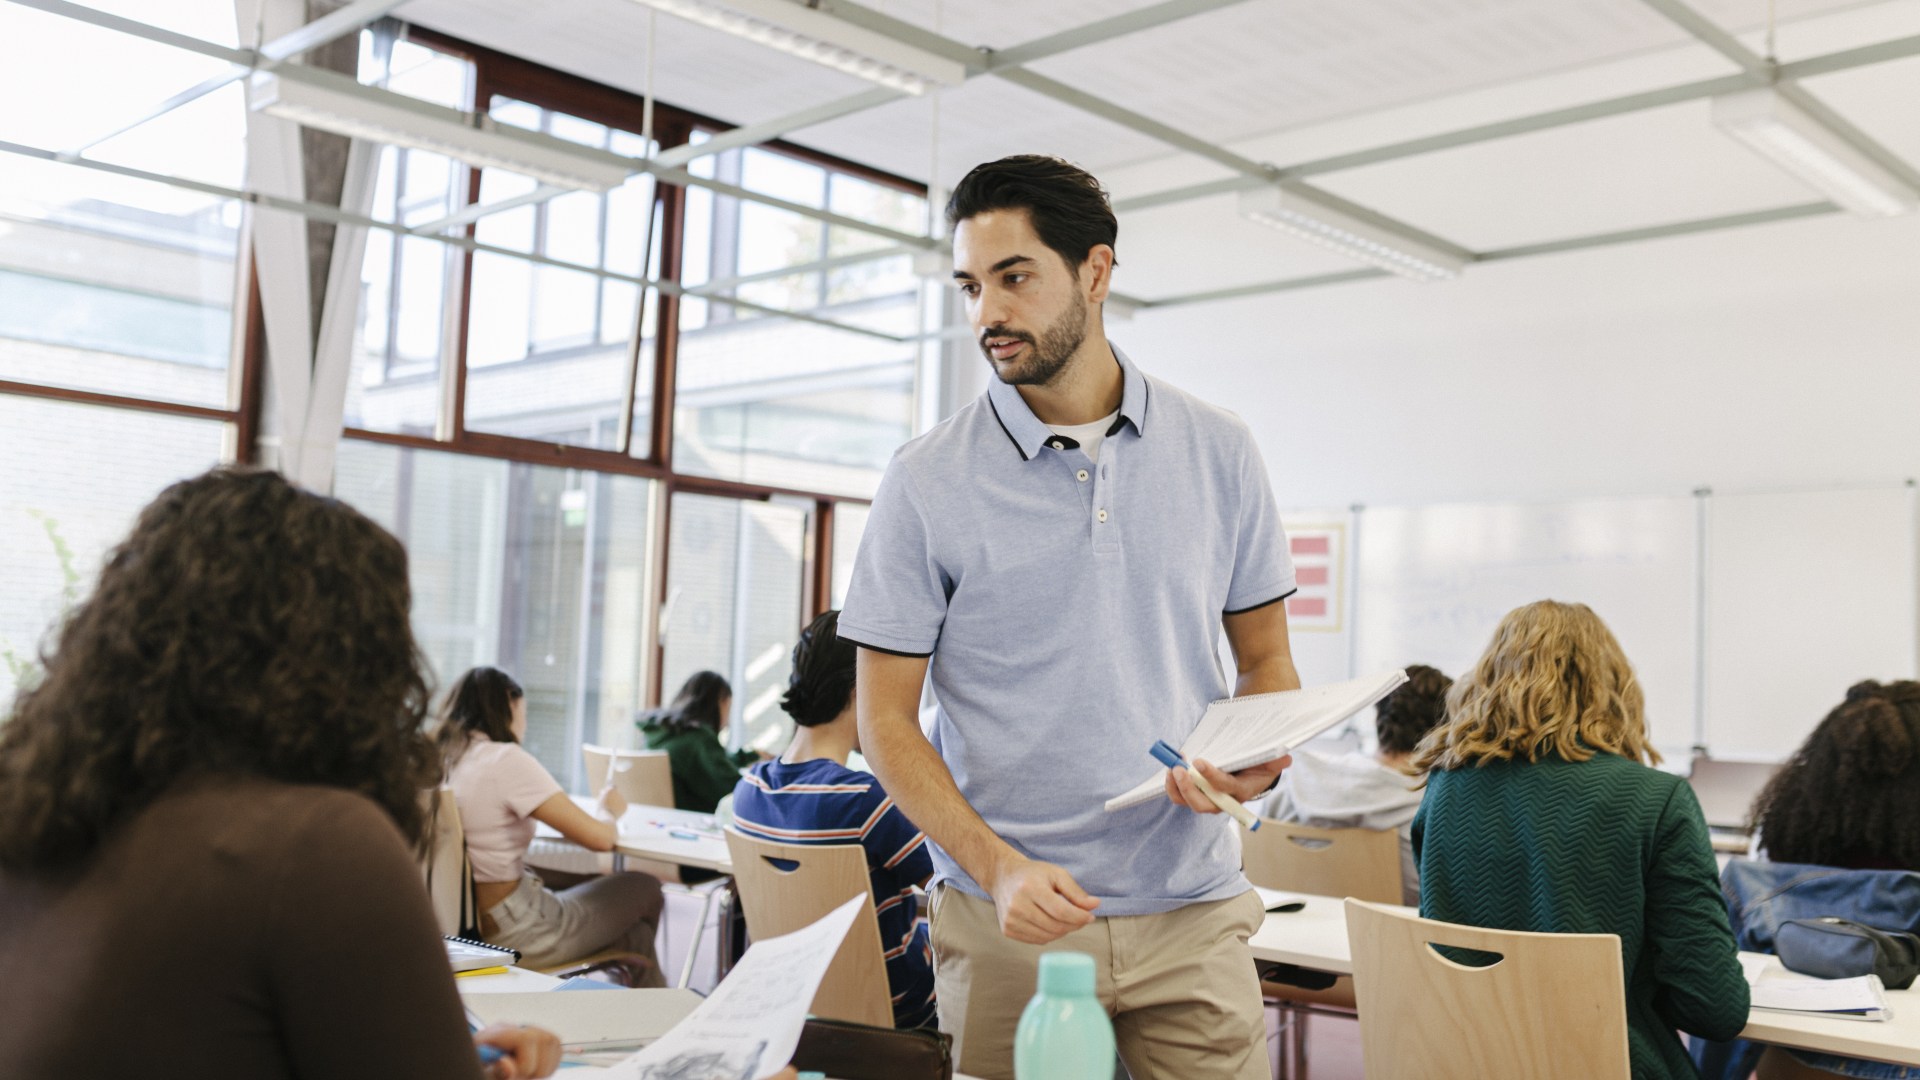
985, 343, 1151, 462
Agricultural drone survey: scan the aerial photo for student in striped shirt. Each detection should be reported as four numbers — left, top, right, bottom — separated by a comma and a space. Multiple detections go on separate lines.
731, 609, 937, 1030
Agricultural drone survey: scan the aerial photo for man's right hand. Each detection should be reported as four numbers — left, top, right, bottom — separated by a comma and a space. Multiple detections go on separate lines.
986, 856, 1100, 944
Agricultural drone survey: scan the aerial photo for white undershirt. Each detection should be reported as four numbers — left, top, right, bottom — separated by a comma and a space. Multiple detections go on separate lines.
1046, 409, 1120, 464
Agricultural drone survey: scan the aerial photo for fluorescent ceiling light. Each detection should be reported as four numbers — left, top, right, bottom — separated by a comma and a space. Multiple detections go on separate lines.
249, 68, 635, 192
1711, 87, 1918, 218
631, 0, 967, 96
1238, 186, 1467, 282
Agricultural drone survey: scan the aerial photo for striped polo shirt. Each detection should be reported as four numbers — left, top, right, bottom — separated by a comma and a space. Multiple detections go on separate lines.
731, 758, 936, 1029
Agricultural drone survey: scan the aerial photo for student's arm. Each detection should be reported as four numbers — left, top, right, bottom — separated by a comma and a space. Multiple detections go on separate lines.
1167, 598, 1302, 811
858, 648, 1098, 945
1645, 780, 1750, 1041
529, 791, 619, 852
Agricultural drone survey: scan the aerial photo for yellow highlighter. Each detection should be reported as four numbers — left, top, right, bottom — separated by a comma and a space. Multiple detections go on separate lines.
453, 965, 511, 979
1150, 739, 1261, 831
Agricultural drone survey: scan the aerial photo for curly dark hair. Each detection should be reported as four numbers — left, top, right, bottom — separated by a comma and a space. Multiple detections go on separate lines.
780, 610, 856, 728
1377, 664, 1452, 756
1750, 679, 1920, 870
0, 467, 438, 872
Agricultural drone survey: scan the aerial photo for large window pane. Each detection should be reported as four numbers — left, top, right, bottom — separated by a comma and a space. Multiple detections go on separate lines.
661, 494, 806, 755
467, 99, 660, 451
344, 38, 474, 436
334, 440, 657, 789
0, 396, 227, 703
674, 313, 916, 499
830, 502, 871, 610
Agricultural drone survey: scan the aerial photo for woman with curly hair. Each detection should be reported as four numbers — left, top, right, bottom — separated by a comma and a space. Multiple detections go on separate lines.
1751, 679, 1920, 871
729, 610, 937, 1029
434, 665, 665, 975
0, 468, 557, 1080
1261, 663, 1451, 904
1409, 600, 1748, 1080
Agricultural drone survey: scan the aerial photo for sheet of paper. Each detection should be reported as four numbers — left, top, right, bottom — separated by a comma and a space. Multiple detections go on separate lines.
1105, 670, 1410, 812
1748, 968, 1890, 1018
463, 989, 700, 1049
604, 894, 866, 1080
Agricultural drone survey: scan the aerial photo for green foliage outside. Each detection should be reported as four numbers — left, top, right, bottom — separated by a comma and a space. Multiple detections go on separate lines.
2, 510, 81, 709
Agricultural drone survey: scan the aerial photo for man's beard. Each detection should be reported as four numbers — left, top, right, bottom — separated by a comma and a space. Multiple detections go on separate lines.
981, 292, 1087, 388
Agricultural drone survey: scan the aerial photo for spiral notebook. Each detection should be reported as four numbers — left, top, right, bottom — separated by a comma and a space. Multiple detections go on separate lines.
446, 935, 520, 972
1104, 670, 1410, 813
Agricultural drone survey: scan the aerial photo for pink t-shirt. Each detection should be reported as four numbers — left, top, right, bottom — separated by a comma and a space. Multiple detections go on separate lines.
448, 734, 565, 884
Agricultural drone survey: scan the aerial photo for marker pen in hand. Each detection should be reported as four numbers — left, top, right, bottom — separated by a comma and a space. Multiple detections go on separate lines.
1150, 740, 1261, 831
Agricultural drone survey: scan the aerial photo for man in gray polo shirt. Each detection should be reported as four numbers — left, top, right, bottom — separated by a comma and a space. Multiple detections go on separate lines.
840, 155, 1300, 1079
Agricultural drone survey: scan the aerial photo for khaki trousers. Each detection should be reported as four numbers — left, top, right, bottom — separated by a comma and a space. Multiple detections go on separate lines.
930, 885, 1269, 1080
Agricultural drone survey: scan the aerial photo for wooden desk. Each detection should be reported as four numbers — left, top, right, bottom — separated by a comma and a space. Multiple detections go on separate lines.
1250, 896, 1920, 1067
536, 797, 735, 874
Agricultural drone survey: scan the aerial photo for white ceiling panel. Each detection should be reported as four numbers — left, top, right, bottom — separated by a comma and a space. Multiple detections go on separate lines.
1795, 52, 1920, 166
1117, 192, 1369, 299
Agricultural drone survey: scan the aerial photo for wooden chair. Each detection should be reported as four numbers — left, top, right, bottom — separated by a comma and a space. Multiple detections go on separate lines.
420, 786, 476, 937
1243, 819, 1403, 1078
1345, 899, 1630, 1080
583, 744, 675, 807
724, 829, 893, 1028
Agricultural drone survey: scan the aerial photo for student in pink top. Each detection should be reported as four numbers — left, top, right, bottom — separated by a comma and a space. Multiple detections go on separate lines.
435, 667, 666, 976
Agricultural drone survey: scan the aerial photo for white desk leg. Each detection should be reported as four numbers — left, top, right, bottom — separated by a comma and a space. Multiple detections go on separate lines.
680, 883, 722, 990
612, 852, 626, 873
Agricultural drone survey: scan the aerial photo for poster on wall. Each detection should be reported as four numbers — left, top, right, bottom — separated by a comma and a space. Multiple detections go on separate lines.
1284, 524, 1345, 633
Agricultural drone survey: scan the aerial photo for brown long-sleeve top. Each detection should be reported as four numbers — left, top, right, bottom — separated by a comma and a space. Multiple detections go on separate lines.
0, 776, 484, 1080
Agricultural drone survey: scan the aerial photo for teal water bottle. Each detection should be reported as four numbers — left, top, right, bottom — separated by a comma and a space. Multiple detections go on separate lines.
1014, 952, 1116, 1080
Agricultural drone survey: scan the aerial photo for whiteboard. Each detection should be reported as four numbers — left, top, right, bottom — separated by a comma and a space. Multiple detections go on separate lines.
1353, 497, 1699, 755
1703, 487, 1917, 760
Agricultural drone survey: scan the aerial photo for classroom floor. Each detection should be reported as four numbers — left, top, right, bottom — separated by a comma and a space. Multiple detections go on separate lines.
1269, 1010, 1366, 1080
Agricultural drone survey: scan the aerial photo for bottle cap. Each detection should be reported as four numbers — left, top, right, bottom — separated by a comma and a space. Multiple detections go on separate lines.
1036, 951, 1097, 996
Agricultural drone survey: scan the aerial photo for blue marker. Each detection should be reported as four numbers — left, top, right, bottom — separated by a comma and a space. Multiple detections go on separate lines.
477, 1043, 506, 1067
1149, 739, 1260, 831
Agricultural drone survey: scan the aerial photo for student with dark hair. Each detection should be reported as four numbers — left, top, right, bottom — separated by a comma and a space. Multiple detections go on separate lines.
1411, 601, 1748, 1080
640, 670, 766, 813
437, 666, 665, 976
731, 611, 936, 1029
1752, 679, 1920, 871
0, 467, 559, 1080
843, 154, 1302, 1078
1263, 663, 1452, 903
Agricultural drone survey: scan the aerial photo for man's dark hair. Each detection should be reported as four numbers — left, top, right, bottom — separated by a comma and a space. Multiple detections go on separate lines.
1377, 664, 1452, 756
1750, 679, 1920, 868
946, 154, 1118, 273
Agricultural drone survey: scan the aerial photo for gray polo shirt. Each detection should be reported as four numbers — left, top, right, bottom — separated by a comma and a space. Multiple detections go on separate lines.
839, 346, 1296, 916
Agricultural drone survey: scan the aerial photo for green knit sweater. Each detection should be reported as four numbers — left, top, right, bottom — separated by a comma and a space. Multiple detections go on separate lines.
1411, 751, 1749, 1080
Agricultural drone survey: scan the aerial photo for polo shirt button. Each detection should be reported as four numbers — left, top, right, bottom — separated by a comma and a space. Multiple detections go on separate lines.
1076, 469, 1089, 482
1097, 509, 1109, 523
1049, 440, 1065, 450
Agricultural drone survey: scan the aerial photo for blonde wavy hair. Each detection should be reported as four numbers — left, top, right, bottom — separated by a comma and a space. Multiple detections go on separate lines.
1408, 600, 1660, 774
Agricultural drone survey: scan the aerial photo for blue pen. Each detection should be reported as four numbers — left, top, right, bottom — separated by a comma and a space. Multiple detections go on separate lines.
1149, 739, 1261, 831
477, 1043, 506, 1067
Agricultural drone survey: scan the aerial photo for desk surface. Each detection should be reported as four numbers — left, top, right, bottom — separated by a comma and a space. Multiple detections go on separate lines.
1250, 896, 1920, 1068
540, 797, 735, 873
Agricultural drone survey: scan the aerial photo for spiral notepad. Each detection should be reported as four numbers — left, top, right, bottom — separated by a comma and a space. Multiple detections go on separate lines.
445, 935, 520, 971
1104, 669, 1410, 813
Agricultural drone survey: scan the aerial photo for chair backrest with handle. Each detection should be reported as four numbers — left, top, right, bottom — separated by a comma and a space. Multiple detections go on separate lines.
1345, 898, 1630, 1080
583, 744, 675, 807
420, 785, 475, 938
724, 829, 894, 1029
1244, 819, 1403, 904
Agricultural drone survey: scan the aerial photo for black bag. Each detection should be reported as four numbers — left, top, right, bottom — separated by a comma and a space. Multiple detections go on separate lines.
1775, 917, 1920, 990
789, 1017, 953, 1080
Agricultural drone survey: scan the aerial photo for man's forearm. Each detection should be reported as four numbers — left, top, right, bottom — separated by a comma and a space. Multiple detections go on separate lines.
1236, 652, 1301, 697
861, 711, 1020, 890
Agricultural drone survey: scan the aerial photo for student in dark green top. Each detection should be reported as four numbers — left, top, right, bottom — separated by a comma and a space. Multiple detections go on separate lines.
1408, 600, 1749, 1080
638, 671, 767, 813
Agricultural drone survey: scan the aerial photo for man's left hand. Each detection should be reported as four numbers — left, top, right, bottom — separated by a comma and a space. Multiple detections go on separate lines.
1164, 756, 1291, 814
